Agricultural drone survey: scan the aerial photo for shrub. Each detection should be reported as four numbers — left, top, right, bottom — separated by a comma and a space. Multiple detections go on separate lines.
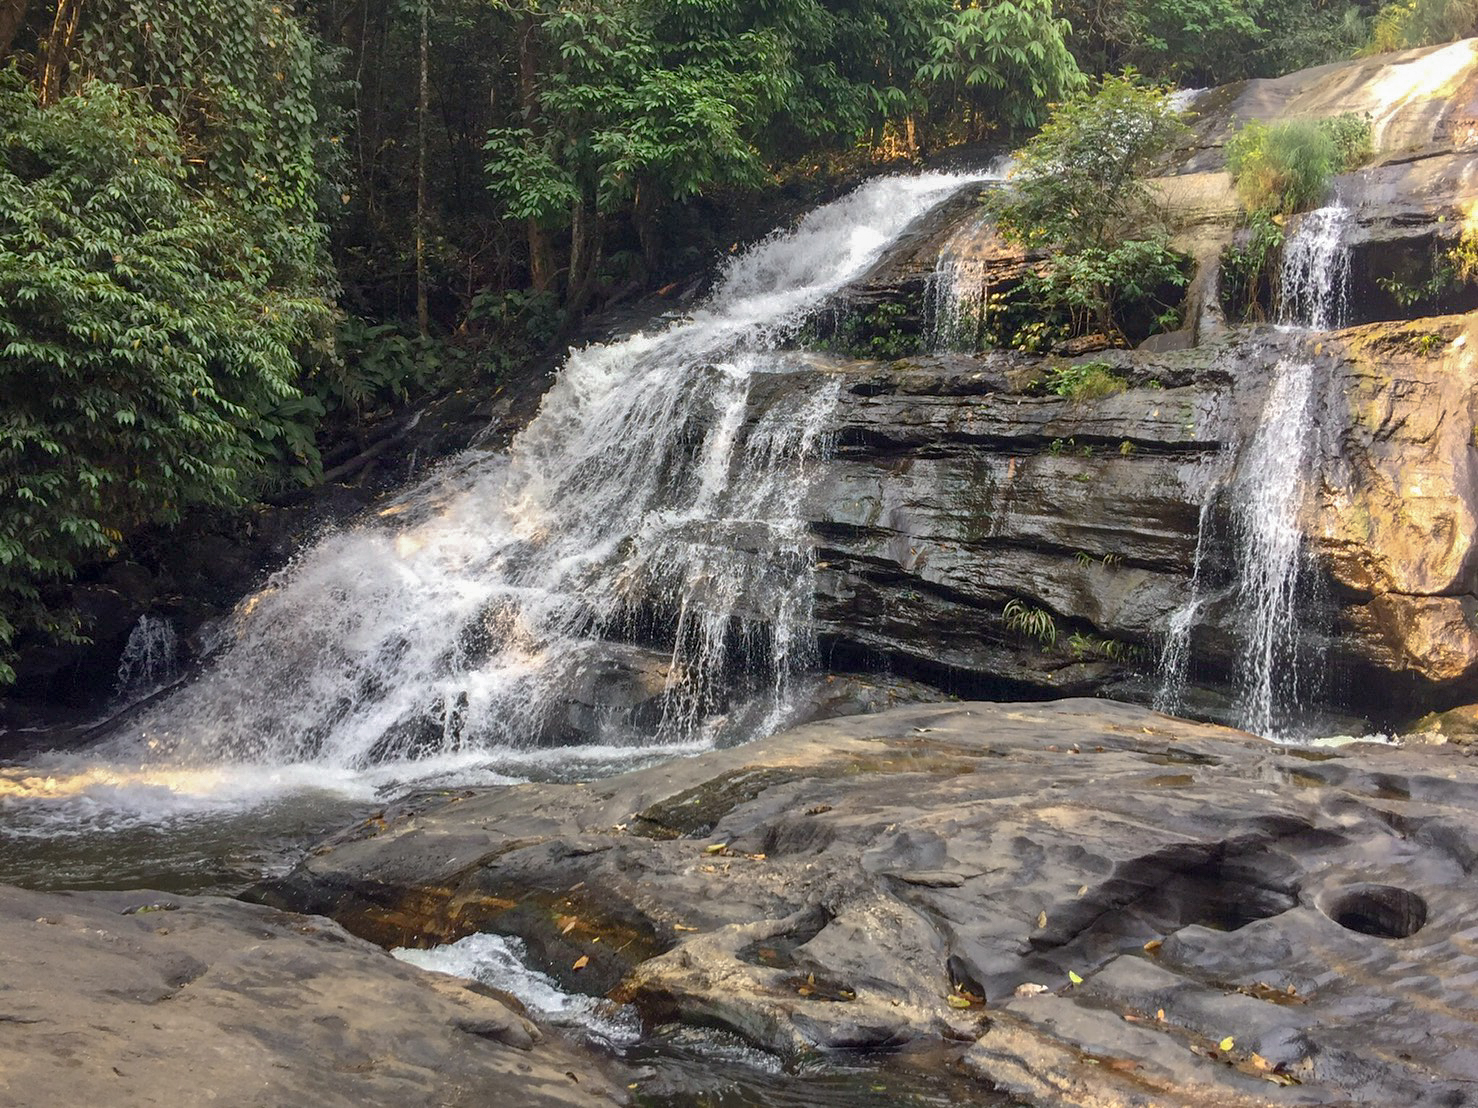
987, 73, 1193, 346
1365, 0, 1478, 53
1046, 361, 1127, 400
1218, 210, 1285, 321
1225, 114, 1372, 216
0, 78, 331, 679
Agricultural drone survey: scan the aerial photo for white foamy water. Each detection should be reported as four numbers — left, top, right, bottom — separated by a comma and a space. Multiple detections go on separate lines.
1232, 357, 1319, 739
394, 932, 641, 1046
923, 211, 994, 351
113, 614, 180, 704
1279, 203, 1351, 331
2, 172, 986, 841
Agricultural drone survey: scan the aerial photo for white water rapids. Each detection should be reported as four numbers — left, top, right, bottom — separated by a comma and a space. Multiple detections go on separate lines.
1, 172, 986, 838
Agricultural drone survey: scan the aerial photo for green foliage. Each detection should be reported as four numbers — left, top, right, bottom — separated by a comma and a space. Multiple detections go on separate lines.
0, 77, 331, 676
795, 301, 921, 358
1225, 115, 1372, 216
1057, 0, 1375, 84
1046, 361, 1127, 401
1004, 599, 1058, 647
74, 0, 341, 301
917, 0, 1084, 135
1366, 0, 1478, 52
987, 74, 1192, 346
1218, 210, 1285, 321
1066, 631, 1141, 662
1414, 332, 1445, 355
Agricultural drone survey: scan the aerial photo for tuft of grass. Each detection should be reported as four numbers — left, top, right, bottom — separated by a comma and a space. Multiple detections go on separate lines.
1004, 599, 1057, 648
1226, 115, 1371, 217
1046, 361, 1126, 401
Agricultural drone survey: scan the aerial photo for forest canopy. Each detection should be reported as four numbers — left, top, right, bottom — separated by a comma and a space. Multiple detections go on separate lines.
0, 0, 1475, 676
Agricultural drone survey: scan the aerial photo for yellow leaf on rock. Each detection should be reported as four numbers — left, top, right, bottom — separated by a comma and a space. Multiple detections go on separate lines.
705, 843, 727, 854
1068, 971, 1084, 985
572, 955, 590, 970
946, 994, 972, 1009
1037, 911, 1048, 928
1219, 1036, 1235, 1052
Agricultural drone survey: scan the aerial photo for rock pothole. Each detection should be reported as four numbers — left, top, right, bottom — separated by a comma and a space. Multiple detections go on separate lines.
1322, 884, 1428, 939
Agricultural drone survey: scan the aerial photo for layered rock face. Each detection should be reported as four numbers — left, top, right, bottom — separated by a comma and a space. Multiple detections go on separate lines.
787, 40, 1478, 726
758, 314, 1478, 723
261, 699, 1478, 1107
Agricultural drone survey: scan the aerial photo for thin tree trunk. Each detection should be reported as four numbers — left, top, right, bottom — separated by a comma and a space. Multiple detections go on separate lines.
515, 11, 555, 291
39, 0, 83, 105
415, 0, 430, 336
0, 0, 29, 64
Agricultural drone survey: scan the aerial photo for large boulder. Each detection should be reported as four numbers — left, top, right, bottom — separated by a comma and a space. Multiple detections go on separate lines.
0, 886, 623, 1108
260, 699, 1478, 1107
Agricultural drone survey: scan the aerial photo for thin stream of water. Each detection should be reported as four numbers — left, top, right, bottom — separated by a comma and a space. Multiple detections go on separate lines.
1153, 202, 1349, 738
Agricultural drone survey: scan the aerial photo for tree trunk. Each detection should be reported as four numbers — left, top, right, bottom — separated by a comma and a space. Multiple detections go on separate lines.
39, 0, 82, 105
415, 0, 430, 336
565, 197, 603, 320
526, 218, 554, 292
0, 0, 29, 64
515, 10, 555, 291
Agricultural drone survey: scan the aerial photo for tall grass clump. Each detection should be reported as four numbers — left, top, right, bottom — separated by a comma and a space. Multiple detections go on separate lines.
1225, 114, 1372, 216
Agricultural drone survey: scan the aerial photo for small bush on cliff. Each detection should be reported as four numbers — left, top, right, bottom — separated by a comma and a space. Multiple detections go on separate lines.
1219, 210, 1285, 321
1046, 360, 1127, 400
1225, 115, 1371, 216
987, 73, 1192, 347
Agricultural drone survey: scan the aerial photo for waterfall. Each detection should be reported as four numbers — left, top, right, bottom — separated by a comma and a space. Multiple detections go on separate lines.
113, 614, 180, 703
97, 172, 985, 780
1230, 357, 1319, 738
1154, 203, 1349, 737
1278, 203, 1351, 331
1151, 456, 1226, 716
922, 213, 993, 351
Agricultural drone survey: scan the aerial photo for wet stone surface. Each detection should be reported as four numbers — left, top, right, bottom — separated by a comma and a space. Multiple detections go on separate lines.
263, 699, 1478, 1107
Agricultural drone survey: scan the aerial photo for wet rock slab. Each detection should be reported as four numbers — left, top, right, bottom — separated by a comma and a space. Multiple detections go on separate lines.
267, 699, 1478, 1106
0, 886, 623, 1108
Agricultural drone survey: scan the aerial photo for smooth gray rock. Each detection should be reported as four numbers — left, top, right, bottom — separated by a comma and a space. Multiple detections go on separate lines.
263, 698, 1478, 1107
0, 887, 624, 1108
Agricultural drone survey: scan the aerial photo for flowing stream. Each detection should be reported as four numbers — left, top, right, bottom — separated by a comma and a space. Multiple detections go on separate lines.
0, 171, 989, 883
1155, 203, 1349, 738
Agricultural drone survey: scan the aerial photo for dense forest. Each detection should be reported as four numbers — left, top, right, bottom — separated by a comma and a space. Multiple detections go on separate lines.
0, 0, 1475, 679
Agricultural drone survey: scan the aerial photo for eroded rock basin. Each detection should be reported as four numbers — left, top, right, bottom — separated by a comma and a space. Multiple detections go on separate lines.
258, 699, 1478, 1106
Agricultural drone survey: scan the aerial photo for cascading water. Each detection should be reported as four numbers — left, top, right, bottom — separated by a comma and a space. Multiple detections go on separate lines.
113, 614, 180, 704
1230, 357, 1320, 737
1154, 203, 1349, 738
1, 171, 988, 842
1278, 203, 1351, 331
923, 212, 994, 351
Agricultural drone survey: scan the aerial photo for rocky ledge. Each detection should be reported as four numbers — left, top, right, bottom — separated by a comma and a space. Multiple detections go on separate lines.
0, 886, 624, 1108
262, 699, 1478, 1107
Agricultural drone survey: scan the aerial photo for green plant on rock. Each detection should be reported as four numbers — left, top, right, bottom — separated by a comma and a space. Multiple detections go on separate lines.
987, 73, 1193, 347
1414, 332, 1445, 356
1046, 361, 1127, 401
1067, 631, 1141, 663
1004, 599, 1058, 647
1218, 210, 1285, 322
1225, 115, 1371, 217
